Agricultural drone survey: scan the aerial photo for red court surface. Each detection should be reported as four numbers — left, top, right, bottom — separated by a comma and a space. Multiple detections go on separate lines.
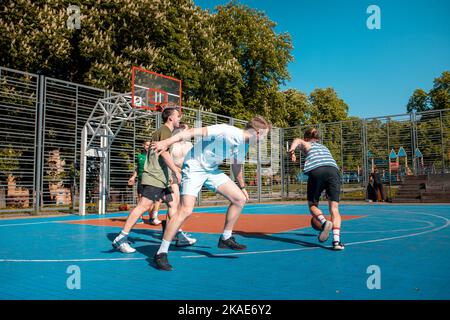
66, 213, 363, 234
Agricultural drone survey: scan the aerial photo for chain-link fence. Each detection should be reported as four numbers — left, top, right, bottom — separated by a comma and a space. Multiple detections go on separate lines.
1, 66, 449, 214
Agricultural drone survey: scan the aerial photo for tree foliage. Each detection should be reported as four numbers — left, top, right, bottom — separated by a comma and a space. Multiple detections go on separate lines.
0, 0, 350, 126
406, 71, 450, 113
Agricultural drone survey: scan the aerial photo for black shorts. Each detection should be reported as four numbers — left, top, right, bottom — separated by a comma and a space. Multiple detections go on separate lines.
141, 185, 173, 203
137, 180, 144, 195
307, 166, 341, 203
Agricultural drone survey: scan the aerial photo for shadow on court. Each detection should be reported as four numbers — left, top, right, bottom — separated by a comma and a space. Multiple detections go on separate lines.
104, 230, 239, 270
234, 231, 334, 250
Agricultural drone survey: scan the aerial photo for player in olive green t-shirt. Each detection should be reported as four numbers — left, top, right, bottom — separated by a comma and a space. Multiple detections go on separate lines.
112, 106, 196, 253
128, 140, 151, 223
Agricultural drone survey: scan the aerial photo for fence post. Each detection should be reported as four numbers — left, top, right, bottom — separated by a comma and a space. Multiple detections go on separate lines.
387, 118, 392, 199
257, 136, 262, 203
361, 119, 367, 200
280, 129, 285, 199
196, 110, 202, 206
34, 74, 45, 214
440, 110, 445, 173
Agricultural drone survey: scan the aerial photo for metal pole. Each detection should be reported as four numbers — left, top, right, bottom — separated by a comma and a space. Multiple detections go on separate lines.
387, 119, 391, 199
34, 74, 45, 214
79, 126, 87, 215
440, 110, 445, 173
362, 119, 367, 200
257, 137, 262, 203
196, 110, 202, 206
280, 129, 285, 199
286, 141, 289, 198
410, 112, 416, 175
99, 129, 108, 215
340, 122, 344, 198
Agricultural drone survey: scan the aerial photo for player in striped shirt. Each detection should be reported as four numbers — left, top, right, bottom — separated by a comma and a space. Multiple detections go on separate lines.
288, 128, 344, 250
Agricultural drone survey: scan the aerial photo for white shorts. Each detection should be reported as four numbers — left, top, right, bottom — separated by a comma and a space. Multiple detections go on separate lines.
180, 160, 231, 197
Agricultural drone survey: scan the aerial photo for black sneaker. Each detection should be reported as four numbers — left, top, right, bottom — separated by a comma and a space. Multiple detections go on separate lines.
154, 253, 173, 271
218, 236, 247, 250
332, 241, 345, 250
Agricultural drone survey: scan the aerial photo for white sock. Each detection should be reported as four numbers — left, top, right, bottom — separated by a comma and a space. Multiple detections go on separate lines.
157, 239, 171, 255
115, 230, 128, 241
333, 228, 340, 243
315, 214, 327, 225
152, 211, 159, 219
222, 229, 233, 240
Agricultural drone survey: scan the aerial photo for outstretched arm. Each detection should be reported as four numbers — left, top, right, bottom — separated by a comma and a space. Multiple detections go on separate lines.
288, 138, 308, 162
152, 127, 207, 154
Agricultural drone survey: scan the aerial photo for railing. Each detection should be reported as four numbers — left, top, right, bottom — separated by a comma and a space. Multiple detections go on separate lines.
1, 65, 449, 214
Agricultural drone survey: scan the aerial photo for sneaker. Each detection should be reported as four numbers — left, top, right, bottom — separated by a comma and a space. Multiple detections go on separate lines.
112, 237, 136, 253
154, 253, 172, 271
218, 236, 247, 250
318, 220, 333, 243
332, 241, 345, 250
176, 231, 197, 247
151, 217, 162, 225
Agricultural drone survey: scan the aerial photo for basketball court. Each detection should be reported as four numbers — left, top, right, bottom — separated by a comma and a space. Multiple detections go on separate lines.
1, 202, 449, 300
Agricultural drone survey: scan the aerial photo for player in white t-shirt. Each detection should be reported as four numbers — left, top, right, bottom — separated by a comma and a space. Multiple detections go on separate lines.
151, 116, 271, 271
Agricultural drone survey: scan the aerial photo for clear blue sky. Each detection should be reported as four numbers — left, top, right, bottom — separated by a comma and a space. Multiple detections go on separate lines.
194, 0, 450, 118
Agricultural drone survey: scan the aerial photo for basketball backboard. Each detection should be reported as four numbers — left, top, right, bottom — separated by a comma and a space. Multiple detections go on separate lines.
131, 66, 182, 110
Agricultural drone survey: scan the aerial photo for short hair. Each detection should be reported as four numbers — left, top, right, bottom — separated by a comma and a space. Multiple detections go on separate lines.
303, 128, 320, 140
143, 139, 151, 144
245, 115, 272, 131
160, 103, 180, 123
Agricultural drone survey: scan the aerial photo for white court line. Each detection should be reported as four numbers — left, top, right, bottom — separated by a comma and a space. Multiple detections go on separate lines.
0, 210, 448, 263
180, 212, 449, 259
0, 221, 61, 227
0, 257, 147, 263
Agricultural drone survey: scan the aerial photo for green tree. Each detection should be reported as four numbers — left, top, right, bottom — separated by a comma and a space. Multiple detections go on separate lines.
429, 71, 450, 110
212, 2, 293, 121
309, 88, 349, 124
406, 89, 430, 113
273, 89, 311, 127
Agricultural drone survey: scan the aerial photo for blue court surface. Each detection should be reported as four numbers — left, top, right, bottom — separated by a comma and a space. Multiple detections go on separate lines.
0, 203, 449, 300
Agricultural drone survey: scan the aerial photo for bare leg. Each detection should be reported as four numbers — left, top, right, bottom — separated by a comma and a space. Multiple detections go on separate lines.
167, 183, 180, 222
309, 202, 324, 221
309, 201, 333, 243
122, 197, 154, 233
328, 201, 341, 229
162, 195, 196, 242
216, 180, 247, 232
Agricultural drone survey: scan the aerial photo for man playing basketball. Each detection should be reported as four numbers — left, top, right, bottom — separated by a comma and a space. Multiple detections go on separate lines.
112, 106, 196, 253
288, 128, 345, 251
151, 115, 271, 271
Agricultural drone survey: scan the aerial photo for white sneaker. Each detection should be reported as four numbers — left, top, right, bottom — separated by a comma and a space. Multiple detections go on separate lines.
332, 241, 345, 250
318, 220, 333, 243
175, 231, 197, 247
112, 237, 136, 253
151, 217, 162, 225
